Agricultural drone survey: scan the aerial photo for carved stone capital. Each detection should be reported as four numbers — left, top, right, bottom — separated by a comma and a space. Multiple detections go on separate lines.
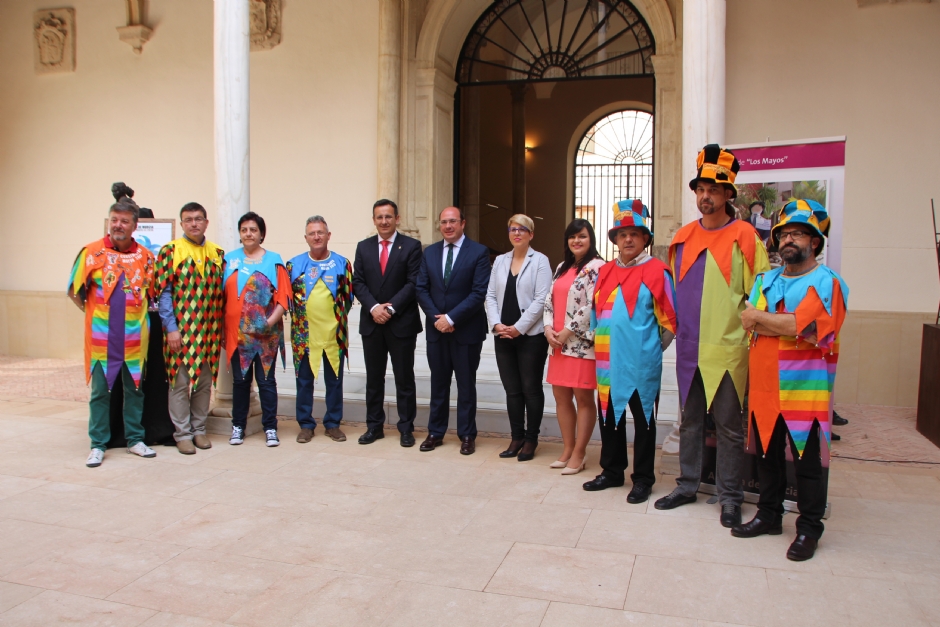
117, 24, 152, 54
34, 8, 75, 74
250, 0, 282, 51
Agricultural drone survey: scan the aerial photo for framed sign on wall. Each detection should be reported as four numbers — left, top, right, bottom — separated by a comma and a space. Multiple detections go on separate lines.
104, 218, 176, 256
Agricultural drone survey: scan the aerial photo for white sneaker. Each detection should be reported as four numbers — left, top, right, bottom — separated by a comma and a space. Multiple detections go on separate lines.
86, 449, 105, 467
127, 442, 156, 458
230, 426, 245, 445
265, 429, 280, 447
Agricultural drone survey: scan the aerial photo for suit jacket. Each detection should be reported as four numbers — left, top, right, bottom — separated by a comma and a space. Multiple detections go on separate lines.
352, 232, 423, 338
416, 236, 490, 345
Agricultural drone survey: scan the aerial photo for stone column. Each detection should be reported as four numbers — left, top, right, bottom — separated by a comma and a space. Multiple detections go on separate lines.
510, 84, 527, 214
209, 0, 261, 432
680, 0, 726, 226
377, 0, 403, 218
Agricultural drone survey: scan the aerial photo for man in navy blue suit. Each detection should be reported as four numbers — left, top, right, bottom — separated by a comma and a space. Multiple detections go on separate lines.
416, 206, 491, 455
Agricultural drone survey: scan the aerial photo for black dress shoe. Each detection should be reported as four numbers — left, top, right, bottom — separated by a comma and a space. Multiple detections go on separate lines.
831, 432, 841, 441
499, 439, 524, 459
460, 436, 476, 455
787, 535, 818, 561
358, 428, 385, 445
582, 474, 624, 492
400, 432, 416, 447
731, 516, 782, 538
832, 411, 848, 426
516, 440, 537, 462
654, 490, 697, 510
419, 434, 444, 452
627, 483, 652, 504
720, 504, 742, 528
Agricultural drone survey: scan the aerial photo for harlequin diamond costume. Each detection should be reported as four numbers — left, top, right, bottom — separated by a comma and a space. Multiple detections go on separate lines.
733, 199, 848, 560
222, 249, 291, 435
588, 201, 677, 498
154, 234, 225, 447
68, 231, 155, 455
660, 145, 770, 516
286, 250, 353, 435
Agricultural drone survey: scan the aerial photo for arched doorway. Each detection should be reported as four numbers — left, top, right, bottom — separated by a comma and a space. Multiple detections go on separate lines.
575, 109, 654, 260
454, 0, 656, 266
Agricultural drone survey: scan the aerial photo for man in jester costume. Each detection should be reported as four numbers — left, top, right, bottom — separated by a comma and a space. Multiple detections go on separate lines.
734, 199, 848, 562
583, 200, 677, 504
287, 216, 354, 443
655, 144, 770, 528
153, 202, 225, 455
68, 197, 157, 468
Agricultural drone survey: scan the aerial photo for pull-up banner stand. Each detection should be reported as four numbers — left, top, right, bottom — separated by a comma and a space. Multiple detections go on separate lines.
697, 136, 846, 516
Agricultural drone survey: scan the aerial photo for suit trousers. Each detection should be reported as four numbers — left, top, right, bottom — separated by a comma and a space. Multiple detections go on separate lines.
755, 418, 827, 539
168, 367, 212, 442
427, 335, 482, 439
675, 369, 745, 506
493, 334, 548, 442
598, 390, 657, 487
362, 327, 417, 433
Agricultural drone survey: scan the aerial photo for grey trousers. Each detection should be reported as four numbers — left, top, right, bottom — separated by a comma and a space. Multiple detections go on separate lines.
675, 370, 745, 506
168, 367, 212, 442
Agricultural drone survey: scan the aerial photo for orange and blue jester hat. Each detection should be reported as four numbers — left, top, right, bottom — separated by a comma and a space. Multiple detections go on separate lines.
689, 144, 740, 199
771, 198, 830, 256
608, 199, 652, 244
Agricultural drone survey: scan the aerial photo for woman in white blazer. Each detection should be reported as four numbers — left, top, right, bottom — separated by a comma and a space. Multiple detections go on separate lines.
485, 214, 553, 461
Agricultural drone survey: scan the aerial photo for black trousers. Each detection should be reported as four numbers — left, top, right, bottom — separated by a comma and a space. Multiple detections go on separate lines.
362, 327, 418, 433
598, 389, 657, 486
427, 336, 482, 439
755, 417, 827, 539
494, 334, 549, 442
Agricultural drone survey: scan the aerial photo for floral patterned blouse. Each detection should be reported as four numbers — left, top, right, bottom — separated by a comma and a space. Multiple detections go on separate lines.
543, 258, 606, 358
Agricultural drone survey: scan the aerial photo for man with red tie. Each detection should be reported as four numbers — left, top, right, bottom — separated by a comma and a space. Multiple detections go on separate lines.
352, 200, 424, 447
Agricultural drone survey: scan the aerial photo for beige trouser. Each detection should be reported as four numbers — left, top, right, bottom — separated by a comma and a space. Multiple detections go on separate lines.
168, 367, 212, 442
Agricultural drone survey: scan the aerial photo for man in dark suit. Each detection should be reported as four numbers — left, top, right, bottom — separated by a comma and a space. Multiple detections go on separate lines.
415, 206, 490, 455
353, 199, 424, 447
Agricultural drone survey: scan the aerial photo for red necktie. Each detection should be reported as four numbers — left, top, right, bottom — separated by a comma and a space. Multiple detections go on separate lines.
380, 239, 390, 274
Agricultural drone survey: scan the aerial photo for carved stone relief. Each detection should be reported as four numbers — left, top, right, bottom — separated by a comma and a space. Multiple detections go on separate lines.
34, 8, 75, 74
250, 0, 282, 51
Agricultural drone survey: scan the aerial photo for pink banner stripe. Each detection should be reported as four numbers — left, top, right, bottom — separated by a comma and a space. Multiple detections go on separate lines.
734, 141, 845, 171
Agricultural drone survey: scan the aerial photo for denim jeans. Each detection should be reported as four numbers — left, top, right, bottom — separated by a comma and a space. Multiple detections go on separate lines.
296, 351, 344, 430
494, 334, 549, 442
231, 350, 278, 431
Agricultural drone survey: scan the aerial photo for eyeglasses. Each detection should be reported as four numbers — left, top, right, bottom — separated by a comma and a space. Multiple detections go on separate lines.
181, 217, 206, 225
778, 230, 810, 242
508, 227, 530, 235
440, 219, 461, 226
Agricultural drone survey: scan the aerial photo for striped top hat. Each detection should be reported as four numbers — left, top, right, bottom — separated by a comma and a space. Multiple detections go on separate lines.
608, 199, 652, 244
771, 198, 830, 256
689, 144, 740, 199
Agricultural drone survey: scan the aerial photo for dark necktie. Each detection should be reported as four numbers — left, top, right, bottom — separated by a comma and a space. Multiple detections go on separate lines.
443, 243, 454, 286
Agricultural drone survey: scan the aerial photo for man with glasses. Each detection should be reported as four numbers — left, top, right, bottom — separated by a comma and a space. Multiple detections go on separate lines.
735, 199, 848, 562
153, 202, 225, 455
416, 207, 491, 454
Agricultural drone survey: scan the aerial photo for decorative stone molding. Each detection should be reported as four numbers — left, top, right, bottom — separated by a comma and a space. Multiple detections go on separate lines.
117, 0, 152, 54
250, 0, 282, 51
34, 8, 75, 74
858, 0, 930, 5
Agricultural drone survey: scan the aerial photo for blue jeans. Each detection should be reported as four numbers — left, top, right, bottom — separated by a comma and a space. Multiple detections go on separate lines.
296, 352, 344, 430
231, 350, 278, 431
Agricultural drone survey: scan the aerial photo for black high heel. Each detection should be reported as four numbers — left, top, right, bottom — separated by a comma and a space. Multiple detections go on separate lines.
499, 439, 525, 458
516, 440, 537, 462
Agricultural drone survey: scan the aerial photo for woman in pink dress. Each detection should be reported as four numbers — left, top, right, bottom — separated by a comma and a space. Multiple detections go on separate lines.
543, 220, 604, 474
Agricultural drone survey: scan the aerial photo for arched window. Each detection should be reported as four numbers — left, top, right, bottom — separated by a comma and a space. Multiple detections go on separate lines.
574, 109, 653, 260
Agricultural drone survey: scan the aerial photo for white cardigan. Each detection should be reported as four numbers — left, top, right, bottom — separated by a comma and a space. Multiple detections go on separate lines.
484, 248, 553, 336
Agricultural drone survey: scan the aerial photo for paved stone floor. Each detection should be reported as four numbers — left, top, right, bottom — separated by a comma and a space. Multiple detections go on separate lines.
0, 357, 939, 626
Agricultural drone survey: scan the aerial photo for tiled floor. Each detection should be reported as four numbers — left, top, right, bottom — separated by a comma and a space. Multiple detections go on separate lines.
0, 393, 939, 626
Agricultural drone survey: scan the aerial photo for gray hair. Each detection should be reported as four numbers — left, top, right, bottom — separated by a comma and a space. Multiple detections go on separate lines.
109, 198, 140, 222
305, 215, 328, 230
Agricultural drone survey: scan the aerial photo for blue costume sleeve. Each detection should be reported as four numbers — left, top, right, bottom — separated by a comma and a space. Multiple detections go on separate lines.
158, 287, 178, 332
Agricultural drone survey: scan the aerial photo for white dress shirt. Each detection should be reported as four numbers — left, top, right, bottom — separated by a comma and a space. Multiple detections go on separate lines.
369, 231, 399, 314
441, 234, 466, 327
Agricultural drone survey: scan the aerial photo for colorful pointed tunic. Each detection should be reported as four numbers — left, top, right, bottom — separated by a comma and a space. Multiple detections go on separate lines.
153, 237, 225, 387
286, 251, 353, 376
669, 219, 770, 408
222, 249, 291, 377
593, 256, 678, 423
747, 265, 849, 458
67, 237, 155, 390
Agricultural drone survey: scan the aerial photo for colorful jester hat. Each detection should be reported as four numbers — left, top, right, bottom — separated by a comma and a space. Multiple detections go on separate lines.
689, 144, 740, 199
608, 199, 652, 244
771, 198, 830, 256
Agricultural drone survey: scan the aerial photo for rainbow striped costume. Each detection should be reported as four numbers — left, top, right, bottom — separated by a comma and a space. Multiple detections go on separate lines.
67, 237, 155, 390
747, 265, 849, 458
593, 256, 677, 423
